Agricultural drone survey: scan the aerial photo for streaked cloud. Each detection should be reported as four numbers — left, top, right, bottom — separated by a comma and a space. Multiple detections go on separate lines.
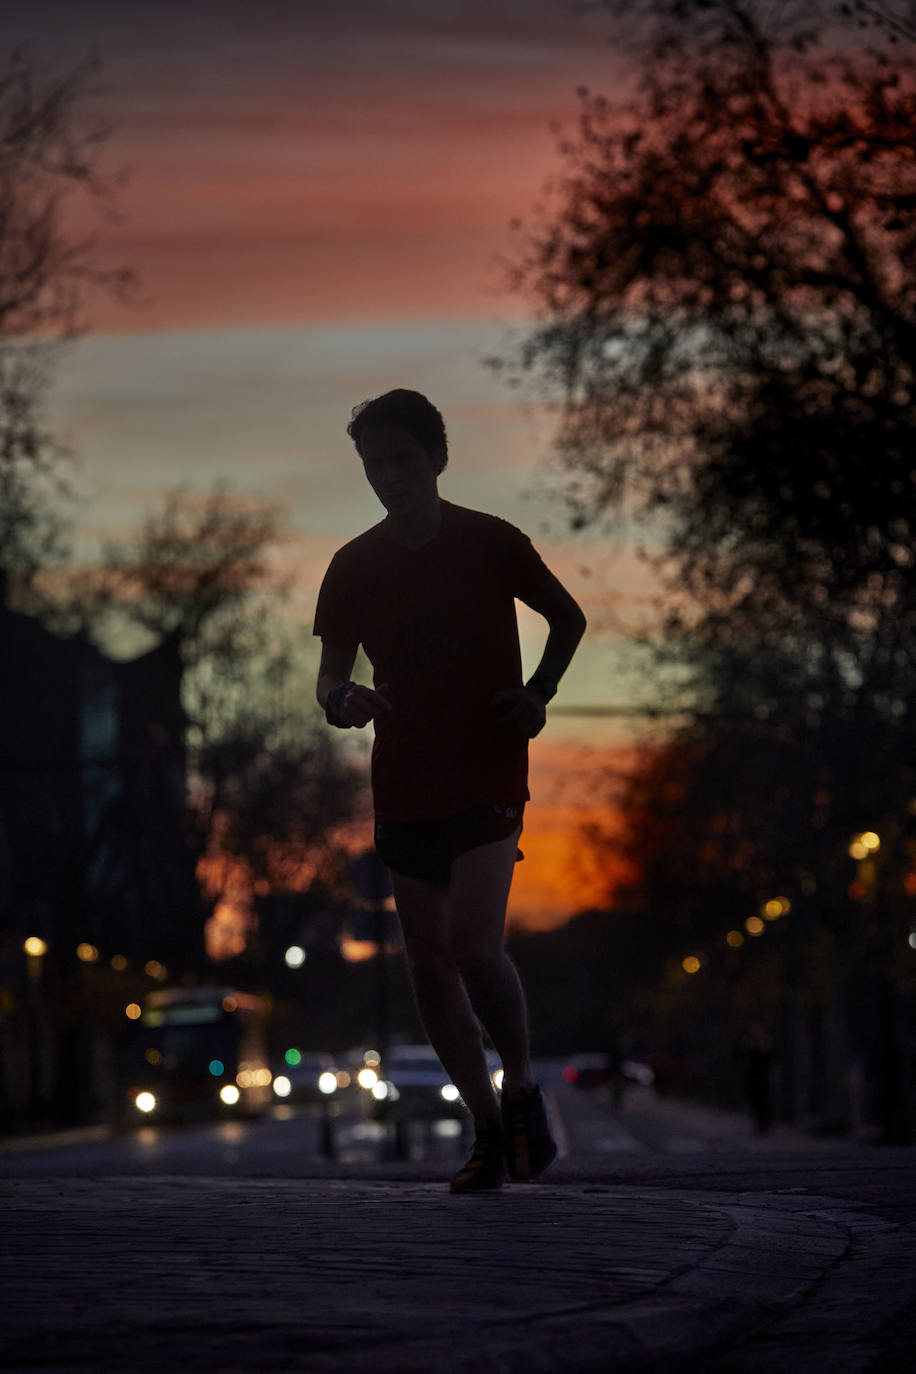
15, 0, 661, 927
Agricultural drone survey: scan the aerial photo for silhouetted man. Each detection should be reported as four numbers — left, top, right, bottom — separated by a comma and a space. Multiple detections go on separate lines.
314, 389, 586, 1192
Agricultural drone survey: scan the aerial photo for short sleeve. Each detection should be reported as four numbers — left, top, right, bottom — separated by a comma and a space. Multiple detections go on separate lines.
494, 518, 554, 603
313, 551, 361, 650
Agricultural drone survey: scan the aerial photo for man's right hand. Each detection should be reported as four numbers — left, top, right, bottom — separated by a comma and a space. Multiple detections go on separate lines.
333, 682, 391, 727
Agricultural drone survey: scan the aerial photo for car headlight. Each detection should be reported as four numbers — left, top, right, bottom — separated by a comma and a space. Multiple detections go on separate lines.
318, 1071, 338, 1095
219, 1084, 241, 1106
357, 1067, 378, 1091
135, 1091, 156, 1113
273, 1076, 292, 1098
440, 1083, 460, 1102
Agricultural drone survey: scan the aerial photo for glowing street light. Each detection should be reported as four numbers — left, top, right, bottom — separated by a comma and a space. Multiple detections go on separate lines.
849, 831, 881, 860
24, 936, 49, 1116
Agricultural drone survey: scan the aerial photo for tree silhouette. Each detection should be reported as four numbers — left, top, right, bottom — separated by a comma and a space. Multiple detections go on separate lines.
0, 48, 133, 602
500, 0, 916, 808
503, 4, 915, 602
500, 0, 916, 1138
68, 484, 362, 933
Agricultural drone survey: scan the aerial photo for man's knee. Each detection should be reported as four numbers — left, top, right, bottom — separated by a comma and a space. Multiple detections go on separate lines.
404, 934, 458, 987
454, 942, 505, 990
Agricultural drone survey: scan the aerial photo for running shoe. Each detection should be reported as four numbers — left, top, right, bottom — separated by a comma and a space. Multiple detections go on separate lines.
449, 1126, 506, 1193
501, 1084, 558, 1181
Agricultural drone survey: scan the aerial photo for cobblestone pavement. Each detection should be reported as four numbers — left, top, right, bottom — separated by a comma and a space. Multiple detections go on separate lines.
2, 1149, 915, 1373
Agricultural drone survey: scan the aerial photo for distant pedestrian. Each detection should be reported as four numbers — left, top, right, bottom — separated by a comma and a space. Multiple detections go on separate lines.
314, 390, 586, 1191
738, 1021, 776, 1134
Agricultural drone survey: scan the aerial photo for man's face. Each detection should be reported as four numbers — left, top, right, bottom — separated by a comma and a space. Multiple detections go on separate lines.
358, 423, 441, 515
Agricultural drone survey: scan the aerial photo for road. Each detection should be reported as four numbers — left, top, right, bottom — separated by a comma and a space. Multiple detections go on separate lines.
0, 1069, 828, 1179
3, 1073, 915, 1372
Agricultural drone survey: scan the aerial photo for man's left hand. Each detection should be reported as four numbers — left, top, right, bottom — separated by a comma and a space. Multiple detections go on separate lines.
490, 687, 547, 739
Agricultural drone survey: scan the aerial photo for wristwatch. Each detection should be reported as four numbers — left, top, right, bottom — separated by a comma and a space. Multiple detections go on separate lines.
527, 673, 558, 704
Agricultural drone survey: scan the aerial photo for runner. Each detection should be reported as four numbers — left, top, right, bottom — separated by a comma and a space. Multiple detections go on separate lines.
314, 389, 586, 1191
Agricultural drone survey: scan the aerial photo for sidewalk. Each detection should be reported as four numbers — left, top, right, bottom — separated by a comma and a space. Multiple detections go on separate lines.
3, 1149, 915, 1372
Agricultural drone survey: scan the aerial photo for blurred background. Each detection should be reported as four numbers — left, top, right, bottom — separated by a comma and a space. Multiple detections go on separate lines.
1, 0, 915, 1152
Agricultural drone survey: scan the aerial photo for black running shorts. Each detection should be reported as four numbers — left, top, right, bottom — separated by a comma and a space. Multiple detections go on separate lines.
374, 802, 525, 886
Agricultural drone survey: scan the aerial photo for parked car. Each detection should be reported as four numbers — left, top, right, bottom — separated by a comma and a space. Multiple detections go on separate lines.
561, 1052, 610, 1089
370, 1044, 465, 1123
273, 1050, 347, 1107
562, 1052, 655, 1091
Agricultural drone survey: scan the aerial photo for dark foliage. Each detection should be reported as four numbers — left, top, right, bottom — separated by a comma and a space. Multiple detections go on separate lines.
499, 1, 916, 1136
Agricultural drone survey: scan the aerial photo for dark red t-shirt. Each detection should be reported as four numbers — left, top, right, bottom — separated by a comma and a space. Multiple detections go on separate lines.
313, 500, 553, 822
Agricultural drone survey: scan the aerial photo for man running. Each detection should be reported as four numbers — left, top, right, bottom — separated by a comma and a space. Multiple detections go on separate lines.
314, 389, 586, 1192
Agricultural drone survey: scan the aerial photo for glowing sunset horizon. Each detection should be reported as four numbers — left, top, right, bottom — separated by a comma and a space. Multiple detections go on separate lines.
11, 0, 658, 933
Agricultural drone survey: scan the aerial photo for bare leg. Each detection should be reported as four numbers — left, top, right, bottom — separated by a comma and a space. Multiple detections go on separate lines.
391, 872, 500, 1129
447, 829, 535, 1093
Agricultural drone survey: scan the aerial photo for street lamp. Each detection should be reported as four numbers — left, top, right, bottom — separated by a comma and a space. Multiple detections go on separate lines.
23, 937, 48, 1120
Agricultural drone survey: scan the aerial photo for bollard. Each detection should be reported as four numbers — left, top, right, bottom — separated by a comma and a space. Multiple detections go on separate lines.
319, 1099, 336, 1160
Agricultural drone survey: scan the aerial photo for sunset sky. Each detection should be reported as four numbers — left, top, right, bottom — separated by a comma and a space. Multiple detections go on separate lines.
9, 0, 667, 929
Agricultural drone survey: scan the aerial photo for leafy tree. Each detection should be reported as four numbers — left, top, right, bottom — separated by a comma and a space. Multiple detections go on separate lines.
0, 48, 132, 603
69, 484, 362, 921
500, 0, 916, 868
500, 0, 916, 1137
68, 482, 286, 698
503, 2, 915, 627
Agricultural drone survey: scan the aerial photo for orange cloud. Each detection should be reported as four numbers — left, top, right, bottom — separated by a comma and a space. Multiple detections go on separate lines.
508, 789, 636, 931
197, 736, 634, 955
503, 737, 637, 929
72, 62, 622, 333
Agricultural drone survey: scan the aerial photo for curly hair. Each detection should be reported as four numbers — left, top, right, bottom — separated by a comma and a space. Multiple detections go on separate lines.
347, 389, 448, 473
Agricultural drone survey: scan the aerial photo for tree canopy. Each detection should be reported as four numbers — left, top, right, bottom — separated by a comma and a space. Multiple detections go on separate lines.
501, 0, 916, 717
69, 483, 362, 905
0, 48, 132, 598
499, 0, 916, 1139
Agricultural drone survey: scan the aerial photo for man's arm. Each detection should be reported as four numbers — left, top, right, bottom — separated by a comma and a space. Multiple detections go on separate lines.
491, 572, 587, 738
317, 642, 357, 711
521, 571, 587, 703
317, 642, 391, 727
